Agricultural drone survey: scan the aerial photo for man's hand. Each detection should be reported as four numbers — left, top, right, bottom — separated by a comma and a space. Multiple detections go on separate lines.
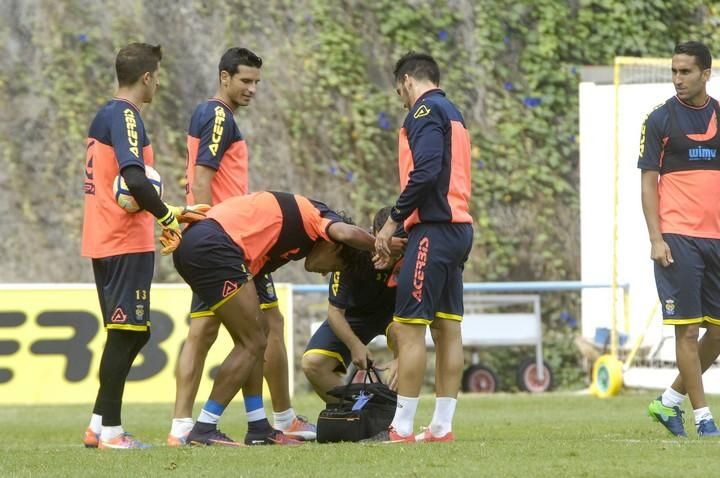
650, 238, 673, 267
390, 236, 408, 257
377, 359, 398, 391
350, 343, 373, 370
374, 217, 397, 269
165, 203, 211, 224
157, 208, 181, 255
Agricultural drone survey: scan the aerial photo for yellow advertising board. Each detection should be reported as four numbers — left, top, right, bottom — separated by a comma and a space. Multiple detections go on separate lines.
0, 283, 293, 404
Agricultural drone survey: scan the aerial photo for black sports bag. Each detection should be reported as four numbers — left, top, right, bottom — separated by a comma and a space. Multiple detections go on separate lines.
316, 365, 397, 443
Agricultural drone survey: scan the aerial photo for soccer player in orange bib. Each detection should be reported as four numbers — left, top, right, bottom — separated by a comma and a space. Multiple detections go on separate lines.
641, 41, 720, 438
172, 191, 388, 445
372, 52, 473, 444
81, 43, 204, 450
168, 48, 316, 446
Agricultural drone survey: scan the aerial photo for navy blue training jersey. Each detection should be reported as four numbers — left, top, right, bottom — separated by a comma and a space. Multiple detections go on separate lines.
327, 262, 399, 319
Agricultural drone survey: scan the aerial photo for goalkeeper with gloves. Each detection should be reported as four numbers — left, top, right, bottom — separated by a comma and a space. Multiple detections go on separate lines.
80, 42, 207, 450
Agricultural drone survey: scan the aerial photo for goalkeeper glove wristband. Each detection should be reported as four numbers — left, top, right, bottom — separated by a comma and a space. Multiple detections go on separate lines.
157, 208, 181, 231
157, 208, 181, 255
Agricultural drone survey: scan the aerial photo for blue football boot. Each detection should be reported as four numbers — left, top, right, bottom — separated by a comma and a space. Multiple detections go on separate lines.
697, 418, 720, 437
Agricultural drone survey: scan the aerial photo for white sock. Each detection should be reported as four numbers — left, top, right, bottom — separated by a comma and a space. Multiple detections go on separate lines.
429, 397, 457, 437
246, 407, 267, 423
273, 408, 296, 430
694, 407, 712, 425
88, 414, 102, 434
170, 418, 194, 437
197, 409, 221, 425
661, 387, 685, 408
100, 425, 124, 442
390, 395, 419, 437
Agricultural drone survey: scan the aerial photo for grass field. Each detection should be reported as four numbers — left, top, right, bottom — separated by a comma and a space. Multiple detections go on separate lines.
1, 390, 718, 477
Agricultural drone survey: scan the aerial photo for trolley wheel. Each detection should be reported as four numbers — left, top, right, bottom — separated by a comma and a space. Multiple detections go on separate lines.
461, 364, 499, 393
516, 358, 554, 393
591, 354, 623, 398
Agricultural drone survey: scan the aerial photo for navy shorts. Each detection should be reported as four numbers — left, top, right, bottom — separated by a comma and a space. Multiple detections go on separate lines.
173, 219, 252, 312
92, 251, 154, 331
394, 223, 473, 325
655, 233, 720, 325
189, 273, 279, 318
304, 312, 392, 372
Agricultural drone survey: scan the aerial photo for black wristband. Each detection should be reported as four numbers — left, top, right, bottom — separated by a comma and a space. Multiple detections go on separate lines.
389, 206, 404, 223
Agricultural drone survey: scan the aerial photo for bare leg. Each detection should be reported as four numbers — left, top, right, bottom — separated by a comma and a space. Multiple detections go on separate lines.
671, 324, 720, 397
241, 355, 266, 398
431, 319, 463, 398
387, 322, 427, 436
206, 282, 266, 406
301, 353, 344, 403
174, 317, 220, 418
672, 324, 705, 409
394, 322, 427, 397
261, 307, 292, 412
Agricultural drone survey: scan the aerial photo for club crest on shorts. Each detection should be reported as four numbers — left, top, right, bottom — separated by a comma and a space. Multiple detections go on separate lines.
664, 299, 676, 316
222, 280, 238, 297
111, 307, 128, 322
135, 304, 145, 320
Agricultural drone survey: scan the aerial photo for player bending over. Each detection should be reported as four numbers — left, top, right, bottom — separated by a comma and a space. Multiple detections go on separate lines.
172, 191, 402, 446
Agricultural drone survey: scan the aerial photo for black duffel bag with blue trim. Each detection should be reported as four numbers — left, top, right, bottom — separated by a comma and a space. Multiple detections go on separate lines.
316, 364, 397, 443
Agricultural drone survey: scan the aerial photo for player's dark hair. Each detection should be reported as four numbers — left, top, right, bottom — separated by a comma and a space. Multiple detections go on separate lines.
372, 206, 392, 235
372, 206, 407, 238
339, 246, 374, 279
115, 43, 162, 87
332, 211, 374, 278
675, 41, 712, 70
219, 47, 263, 78
393, 51, 440, 85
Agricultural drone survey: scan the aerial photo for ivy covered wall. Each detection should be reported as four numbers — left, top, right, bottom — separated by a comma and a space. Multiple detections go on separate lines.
3, 0, 718, 283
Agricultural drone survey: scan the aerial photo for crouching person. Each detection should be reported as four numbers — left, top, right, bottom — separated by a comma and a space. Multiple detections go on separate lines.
303, 207, 405, 402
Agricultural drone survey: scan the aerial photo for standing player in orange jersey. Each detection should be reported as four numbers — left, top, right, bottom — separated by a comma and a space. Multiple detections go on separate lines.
642, 41, 720, 438
168, 48, 315, 446
371, 52, 473, 444
81, 43, 204, 450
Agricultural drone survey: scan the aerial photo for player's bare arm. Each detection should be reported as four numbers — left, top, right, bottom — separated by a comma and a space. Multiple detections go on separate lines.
327, 303, 372, 370
641, 170, 673, 267
327, 222, 375, 251
191, 164, 216, 205
374, 217, 408, 269
374, 217, 396, 258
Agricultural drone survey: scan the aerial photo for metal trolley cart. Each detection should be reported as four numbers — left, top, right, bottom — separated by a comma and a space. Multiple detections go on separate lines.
457, 294, 552, 393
